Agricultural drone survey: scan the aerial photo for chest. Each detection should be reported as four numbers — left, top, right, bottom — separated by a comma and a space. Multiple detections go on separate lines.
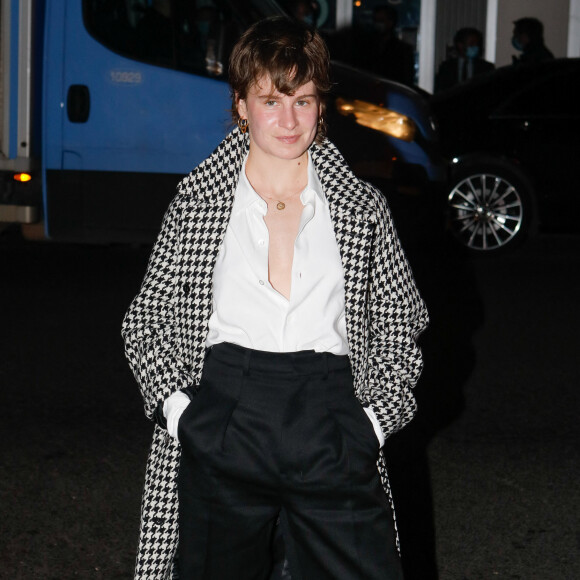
263, 198, 304, 295
263, 196, 303, 248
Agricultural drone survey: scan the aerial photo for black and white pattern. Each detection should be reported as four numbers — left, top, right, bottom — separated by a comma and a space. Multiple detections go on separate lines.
122, 127, 428, 579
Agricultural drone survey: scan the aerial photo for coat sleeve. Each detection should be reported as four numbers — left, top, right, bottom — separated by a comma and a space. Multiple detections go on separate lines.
121, 194, 195, 422
362, 190, 429, 439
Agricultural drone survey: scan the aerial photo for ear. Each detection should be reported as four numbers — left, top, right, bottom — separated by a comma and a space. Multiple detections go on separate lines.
236, 93, 248, 119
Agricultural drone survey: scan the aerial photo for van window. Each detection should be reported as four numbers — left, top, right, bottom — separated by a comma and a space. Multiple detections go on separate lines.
83, 0, 285, 77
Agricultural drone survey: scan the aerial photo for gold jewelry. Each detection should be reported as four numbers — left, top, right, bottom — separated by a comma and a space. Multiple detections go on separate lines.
238, 118, 248, 134
258, 175, 307, 210
261, 193, 302, 210
317, 116, 326, 140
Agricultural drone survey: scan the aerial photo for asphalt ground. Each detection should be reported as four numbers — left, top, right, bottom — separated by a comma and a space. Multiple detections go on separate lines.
1, 214, 578, 579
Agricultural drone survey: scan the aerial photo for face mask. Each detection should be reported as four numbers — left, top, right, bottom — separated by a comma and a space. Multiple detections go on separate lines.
466, 45, 480, 59
511, 36, 523, 51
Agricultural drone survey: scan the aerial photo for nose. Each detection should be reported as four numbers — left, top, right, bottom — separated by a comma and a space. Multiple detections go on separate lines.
279, 105, 298, 130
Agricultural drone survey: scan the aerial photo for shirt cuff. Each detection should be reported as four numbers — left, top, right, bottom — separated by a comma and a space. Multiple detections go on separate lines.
364, 406, 386, 448
163, 391, 191, 440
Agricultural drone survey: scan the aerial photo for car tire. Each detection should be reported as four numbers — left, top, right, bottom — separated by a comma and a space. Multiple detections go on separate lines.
446, 160, 534, 254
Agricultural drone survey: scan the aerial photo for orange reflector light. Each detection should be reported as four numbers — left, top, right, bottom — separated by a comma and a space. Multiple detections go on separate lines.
14, 173, 32, 182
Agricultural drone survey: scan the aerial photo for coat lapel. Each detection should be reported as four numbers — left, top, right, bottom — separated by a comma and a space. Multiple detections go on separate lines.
311, 141, 377, 390
177, 126, 249, 203
174, 128, 250, 379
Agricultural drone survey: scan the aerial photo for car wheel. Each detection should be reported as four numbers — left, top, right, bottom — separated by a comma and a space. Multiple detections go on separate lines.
447, 162, 533, 253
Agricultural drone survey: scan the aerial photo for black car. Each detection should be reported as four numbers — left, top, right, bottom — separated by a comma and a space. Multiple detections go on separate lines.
328, 62, 445, 189
431, 58, 580, 253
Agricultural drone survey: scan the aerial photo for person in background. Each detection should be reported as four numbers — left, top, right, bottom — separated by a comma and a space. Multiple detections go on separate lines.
512, 17, 554, 64
122, 15, 427, 580
435, 27, 495, 92
363, 4, 416, 86
287, 0, 320, 27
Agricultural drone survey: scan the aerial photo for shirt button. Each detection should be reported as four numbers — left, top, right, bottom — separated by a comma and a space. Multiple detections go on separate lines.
259, 279, 265, 285
257, 239, 265, 246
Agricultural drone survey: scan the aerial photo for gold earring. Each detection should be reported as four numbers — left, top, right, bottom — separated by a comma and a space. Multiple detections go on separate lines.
317, 116, 326, 139
238, 118, 248, 134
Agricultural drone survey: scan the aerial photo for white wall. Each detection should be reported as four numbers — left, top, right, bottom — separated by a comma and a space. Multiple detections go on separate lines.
569, 0, 580, 56
495, 0, 570, 66
418, 0, 438, 91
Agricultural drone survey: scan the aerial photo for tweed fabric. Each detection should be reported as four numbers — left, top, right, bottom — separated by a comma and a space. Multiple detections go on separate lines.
122, 127, 428, 579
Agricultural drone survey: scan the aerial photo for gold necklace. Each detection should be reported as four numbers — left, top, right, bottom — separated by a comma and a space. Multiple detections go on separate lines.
262, 194, 299, 211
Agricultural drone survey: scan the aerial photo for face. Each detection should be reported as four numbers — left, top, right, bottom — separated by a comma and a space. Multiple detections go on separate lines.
237, 76, 321, 163
512, 28, 528, 49
462, 33, 481, 58
465, 34, 480, 49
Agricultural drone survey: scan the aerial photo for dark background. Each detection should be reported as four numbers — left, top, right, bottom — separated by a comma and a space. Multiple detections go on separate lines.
1, 211, 578, 579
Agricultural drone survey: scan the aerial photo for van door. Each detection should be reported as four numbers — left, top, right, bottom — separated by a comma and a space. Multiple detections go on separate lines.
43, 0, 238, 242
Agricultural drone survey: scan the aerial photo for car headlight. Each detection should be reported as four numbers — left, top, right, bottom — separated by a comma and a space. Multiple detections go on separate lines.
335, 97, 416, 142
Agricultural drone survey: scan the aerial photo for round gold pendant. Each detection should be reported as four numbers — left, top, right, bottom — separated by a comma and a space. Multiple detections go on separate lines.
276, 202, 286, 210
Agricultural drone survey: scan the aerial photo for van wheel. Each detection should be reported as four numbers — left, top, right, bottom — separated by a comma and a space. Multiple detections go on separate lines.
447, 162, 534, 253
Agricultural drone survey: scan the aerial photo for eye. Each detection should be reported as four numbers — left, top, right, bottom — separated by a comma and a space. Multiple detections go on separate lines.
296, 99, 310, 107
265, 100, 277, 107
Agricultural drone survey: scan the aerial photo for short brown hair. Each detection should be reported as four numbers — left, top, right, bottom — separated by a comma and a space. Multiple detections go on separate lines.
229, 16, 331, 143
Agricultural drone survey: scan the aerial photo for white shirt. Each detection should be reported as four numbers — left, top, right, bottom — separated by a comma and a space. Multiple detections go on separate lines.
457, 57, 474, 82
164, 154, 384, 447
205, 153, 348, 354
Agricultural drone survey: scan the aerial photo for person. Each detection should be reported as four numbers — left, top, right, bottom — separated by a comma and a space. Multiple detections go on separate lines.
361, 5, 416, 86
511, 17, 554, 64
435, 27, 495, 92
122, 16, 428, 580
287, 0, 320, 27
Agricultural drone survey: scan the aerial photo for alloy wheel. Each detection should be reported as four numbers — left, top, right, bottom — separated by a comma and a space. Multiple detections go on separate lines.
448, 173, 524, 251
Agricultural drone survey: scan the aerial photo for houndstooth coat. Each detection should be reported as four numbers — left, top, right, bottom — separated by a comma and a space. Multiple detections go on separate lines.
122, 126, 428, 579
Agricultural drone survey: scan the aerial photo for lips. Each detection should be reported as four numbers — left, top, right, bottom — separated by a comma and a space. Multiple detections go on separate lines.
276, 135, 300, 144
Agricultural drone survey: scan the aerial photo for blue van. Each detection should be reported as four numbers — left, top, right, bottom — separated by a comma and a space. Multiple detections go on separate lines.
0, 0, 444, 243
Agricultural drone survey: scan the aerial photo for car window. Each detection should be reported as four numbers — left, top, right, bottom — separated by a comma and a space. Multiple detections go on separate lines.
494, 69, 580, 118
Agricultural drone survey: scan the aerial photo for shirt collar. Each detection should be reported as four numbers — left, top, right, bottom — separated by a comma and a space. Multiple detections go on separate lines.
301, 151, 326, 207
233, 151, 326, 215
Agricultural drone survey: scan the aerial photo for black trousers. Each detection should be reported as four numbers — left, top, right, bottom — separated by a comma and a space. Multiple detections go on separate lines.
177, 343, 402, 580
